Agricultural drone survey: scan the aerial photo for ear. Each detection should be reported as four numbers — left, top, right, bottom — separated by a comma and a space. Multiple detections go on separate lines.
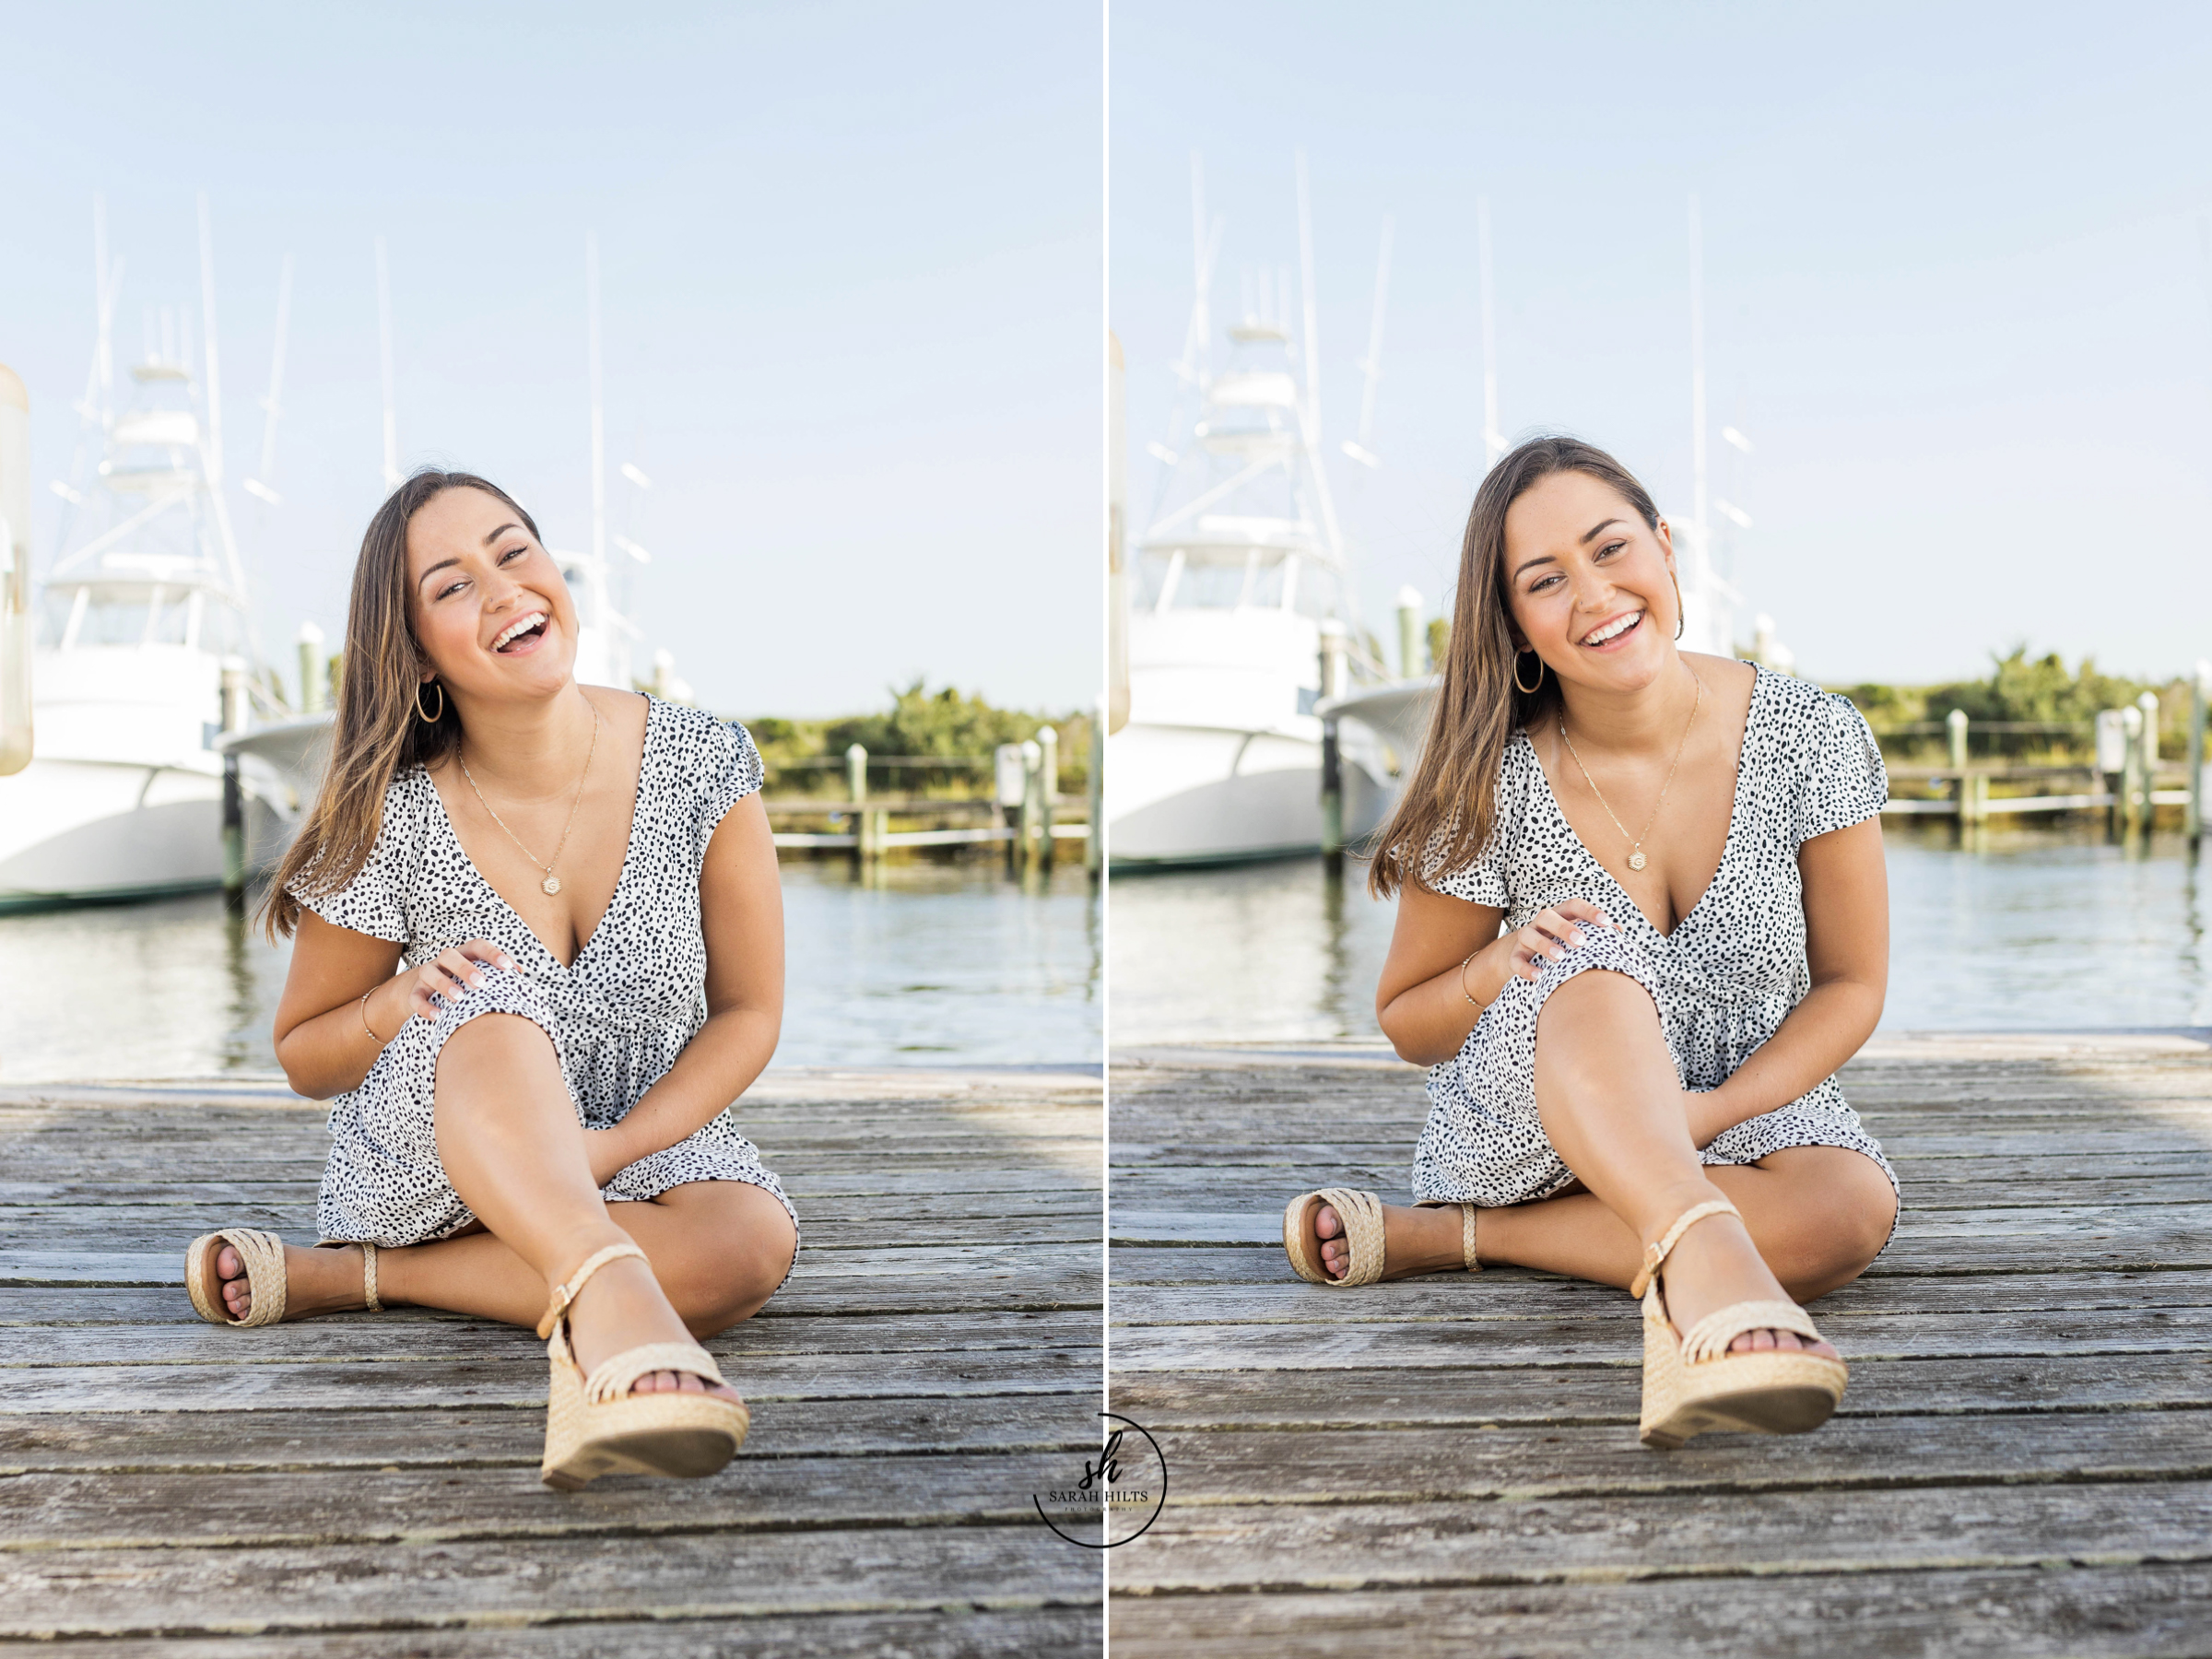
1653, 517, 1677, 569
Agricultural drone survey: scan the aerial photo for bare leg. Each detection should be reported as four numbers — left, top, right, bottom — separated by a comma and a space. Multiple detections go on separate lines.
211, 1015, 796, 1397
1308, 973, 1895, 1353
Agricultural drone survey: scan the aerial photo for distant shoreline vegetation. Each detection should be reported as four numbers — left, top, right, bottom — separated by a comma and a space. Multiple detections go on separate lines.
732, 679, 1093, 795
1832, 648, 2194, 764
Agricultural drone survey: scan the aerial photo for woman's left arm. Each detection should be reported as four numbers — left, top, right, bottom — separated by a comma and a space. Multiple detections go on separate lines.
582, 792, 783, 1183
1686, 815, 1888, 1147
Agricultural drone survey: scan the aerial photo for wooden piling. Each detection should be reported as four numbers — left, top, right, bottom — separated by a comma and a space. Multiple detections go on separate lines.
1019, 738, 1043, 867
2123, 705, 2147, 838
1087, 699, 1103, 879
296, 623, 324, 717
2190, 664, 2208, 849
1320, 719, 1344, 871
1039, 725, 1058, 871
1396, 588, 1424, 679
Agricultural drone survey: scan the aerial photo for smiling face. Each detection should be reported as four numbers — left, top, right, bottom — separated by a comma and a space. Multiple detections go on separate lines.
1501, 468, 1680, 695
406, 485, 580, 708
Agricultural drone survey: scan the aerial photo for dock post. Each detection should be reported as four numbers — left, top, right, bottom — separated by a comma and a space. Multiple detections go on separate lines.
1019, 738, 1042, 867
1038, 724, 1058, 870
1086, 698, 1103, 880
2190, 663, 2209, 851
1397, 587, 1425, 678
1947, 709, 1971, 833
1321, 718, 1345, 873
846, 744, 869, 864
297, 622, 325, 715
2140, 690, 2164, 833
2122, 705, 2146, 838
2096, 709, 2126, 837
220, 660, 249, 910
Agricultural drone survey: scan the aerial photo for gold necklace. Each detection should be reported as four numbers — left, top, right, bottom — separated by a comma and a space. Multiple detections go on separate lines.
456, 701, 602, 896
1558, 669, 1703, 873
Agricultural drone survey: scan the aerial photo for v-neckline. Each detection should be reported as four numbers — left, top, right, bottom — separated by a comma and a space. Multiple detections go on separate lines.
1522, 665, 1763, 943
421, 695, 658, 973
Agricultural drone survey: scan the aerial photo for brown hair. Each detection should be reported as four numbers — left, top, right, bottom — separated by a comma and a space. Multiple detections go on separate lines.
261, 469, 543, 938
1368, 436, 1665, 899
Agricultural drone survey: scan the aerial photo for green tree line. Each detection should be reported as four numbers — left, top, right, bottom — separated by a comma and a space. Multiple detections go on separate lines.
737, 679, 1092, 795
1836, 648, 2200, 763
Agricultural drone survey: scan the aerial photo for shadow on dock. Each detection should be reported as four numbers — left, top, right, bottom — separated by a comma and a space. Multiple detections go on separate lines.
0, 1067, 1105, 1654
1105, 1033, 2212, 1656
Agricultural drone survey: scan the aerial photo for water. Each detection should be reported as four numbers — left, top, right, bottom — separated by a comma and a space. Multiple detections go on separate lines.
1108, 823, 2212, 1047
0, 857, 1100, 1082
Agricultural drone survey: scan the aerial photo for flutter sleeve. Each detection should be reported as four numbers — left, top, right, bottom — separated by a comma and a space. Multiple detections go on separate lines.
1421, 749, 1520, 908
288, 777, 415, 943
704, 716, 766, 834
1796, 690, 1889, 843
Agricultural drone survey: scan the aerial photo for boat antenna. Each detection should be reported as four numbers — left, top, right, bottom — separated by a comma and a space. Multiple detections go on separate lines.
198, 194, 247, 603
1294, 150, 1345, 572
376, 236, 399, 490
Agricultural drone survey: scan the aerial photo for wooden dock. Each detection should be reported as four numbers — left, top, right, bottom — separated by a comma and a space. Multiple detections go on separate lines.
1106, 1033, 2212, 1656
0, 1067, 1104, 1654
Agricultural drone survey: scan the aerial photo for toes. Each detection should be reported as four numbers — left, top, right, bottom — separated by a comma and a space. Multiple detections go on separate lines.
216, 1244, 241, 1279
1315, 1204, 1340, 1241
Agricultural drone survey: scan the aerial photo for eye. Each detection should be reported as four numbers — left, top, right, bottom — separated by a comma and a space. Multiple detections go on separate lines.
1529, 573, 1562, 594
500, 544, 527, 563
436, 577, 467, 601
1595, 539, 1627, 559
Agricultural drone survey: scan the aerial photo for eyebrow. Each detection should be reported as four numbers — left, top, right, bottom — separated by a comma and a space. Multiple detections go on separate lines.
1512, 518, 1630, 582
417, 524, 528, 592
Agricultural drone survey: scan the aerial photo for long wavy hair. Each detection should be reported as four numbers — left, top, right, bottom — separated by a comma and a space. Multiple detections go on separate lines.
262, 469, 543, 939
1368, 436, 1666, 899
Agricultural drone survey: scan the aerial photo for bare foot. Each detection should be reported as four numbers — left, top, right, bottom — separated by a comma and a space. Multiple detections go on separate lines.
205, 1238, 382, 1323
1303, 1196, 1470, 1283
1653, 1208, 1839, 1361
561, 1253, 742, 1404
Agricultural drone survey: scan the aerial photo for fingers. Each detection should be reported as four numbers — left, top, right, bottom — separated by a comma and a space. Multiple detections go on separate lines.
409, 942, 519, 1019
1510, 900, 1622, 982
458, 939, 520, 973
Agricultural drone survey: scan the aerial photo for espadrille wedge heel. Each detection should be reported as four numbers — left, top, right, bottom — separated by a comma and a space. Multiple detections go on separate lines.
536, 1241, 750, 1491
1282, 1188, 1478, 1287
1633, 1199, 1847, 1450
185, 1230, 382, 1327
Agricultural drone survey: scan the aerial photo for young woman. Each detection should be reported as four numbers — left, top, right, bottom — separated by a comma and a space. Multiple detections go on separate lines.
184, 470, 797, 1488
1282, 437, 1899, 1448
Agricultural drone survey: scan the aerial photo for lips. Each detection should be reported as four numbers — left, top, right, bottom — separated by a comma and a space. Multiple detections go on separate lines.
491, 611, 549, 653
1579, 610, 1643, 648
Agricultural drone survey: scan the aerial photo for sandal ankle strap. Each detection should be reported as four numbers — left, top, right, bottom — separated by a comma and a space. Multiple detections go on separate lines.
1630, 1198, 1740, 1300
1461, 1203, 1480, 1274
360, 1242, 382, 1312
536, 1241, 649, 1340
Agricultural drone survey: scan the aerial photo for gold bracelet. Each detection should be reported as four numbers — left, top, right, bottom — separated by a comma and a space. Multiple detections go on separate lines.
359, 988, 384, 1045
1459, 947, 1484, 1006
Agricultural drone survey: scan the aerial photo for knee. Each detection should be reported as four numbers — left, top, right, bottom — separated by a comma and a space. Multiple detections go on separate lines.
435, 1012, 557, 1092
1794, 1151, 1897, 1284
659, 1187, 796, 1329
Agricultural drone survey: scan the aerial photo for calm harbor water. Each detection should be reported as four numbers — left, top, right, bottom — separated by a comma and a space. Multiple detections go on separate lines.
0, 856, 1100, 1083
1109, 823, 2212, 1048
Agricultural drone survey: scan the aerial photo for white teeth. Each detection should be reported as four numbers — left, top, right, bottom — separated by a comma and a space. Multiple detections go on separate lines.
493, 612, 547, 650
1583, 612, 1641, 645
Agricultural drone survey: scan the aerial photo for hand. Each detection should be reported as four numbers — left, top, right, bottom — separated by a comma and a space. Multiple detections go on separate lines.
384, 938, 519, 1025
1501, 900, 1618, 984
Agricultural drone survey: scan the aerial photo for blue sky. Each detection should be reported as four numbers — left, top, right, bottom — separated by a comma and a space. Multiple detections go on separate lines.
0, 1, 1100, 718
1111, 2, 2212, 685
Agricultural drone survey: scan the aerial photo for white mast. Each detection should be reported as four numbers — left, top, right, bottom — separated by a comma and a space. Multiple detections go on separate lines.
1293, 151, 1344, 574
1688, 194, 1707, 576
244, 253, 291, 505
587, 231, 606, 571
1478, 195, 1502, 469
1343, 214, 1392, 468
195, 194, 224, 487
375, 236, 399, 489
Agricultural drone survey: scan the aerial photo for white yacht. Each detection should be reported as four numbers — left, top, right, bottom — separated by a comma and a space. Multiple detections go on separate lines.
1107, 167, 1395, 867
0, 212, 288, 910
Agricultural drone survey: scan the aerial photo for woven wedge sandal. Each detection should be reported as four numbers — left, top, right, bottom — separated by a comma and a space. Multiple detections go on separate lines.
1633, 1198, 1847, 1449
536, 1241, 750, 1490
1281, 1188, 1478, 1287
184, 1230, 382, 1327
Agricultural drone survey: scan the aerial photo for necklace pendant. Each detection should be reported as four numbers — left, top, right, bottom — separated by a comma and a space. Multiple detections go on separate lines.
542, 875, 561, 895
1628, 851, 1647, 871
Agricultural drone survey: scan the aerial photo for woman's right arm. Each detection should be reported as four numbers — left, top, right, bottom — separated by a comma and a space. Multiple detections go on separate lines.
271, 912, 512, 1100
1376, 885, 1617, 1065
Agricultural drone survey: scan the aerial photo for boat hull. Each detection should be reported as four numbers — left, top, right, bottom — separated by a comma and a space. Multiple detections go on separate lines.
1107, 721, 1392, 868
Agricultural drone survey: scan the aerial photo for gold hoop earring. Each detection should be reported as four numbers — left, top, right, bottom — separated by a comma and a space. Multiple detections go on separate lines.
1512, 650, 1544, 695
416, 680, 444, 724
1671, 571, 1687, 641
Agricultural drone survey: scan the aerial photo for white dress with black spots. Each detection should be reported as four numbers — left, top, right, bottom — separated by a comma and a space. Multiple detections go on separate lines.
293, 697, 798, 1255
1417, 666, 1898, 1211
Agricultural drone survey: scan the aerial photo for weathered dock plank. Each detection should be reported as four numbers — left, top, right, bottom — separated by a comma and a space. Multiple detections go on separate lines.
1106, 1035, 2212, 1656
0, 1068, 1104, 1653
